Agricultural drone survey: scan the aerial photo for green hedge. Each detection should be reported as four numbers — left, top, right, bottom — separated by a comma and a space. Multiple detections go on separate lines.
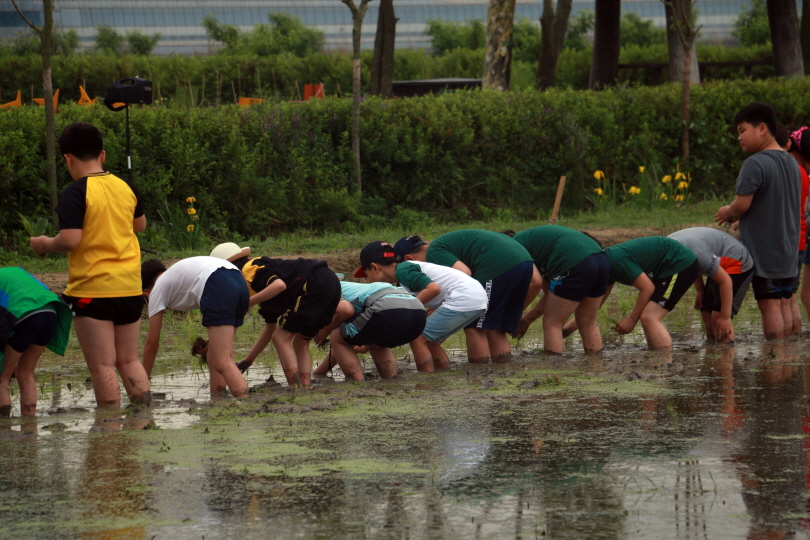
0, 44, 775, 105
1, 78, 808, 242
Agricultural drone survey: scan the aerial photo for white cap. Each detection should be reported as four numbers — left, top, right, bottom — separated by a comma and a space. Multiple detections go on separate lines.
209, 242, 251, 262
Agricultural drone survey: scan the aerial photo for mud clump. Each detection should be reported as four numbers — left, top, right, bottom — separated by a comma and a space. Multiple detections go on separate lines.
519, 380, 540, 389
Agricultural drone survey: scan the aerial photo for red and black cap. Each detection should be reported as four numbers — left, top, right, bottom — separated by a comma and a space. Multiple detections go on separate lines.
354, 241, 398, 278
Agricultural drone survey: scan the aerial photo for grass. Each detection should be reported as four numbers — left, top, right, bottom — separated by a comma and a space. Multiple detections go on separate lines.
4, 197, 730, 273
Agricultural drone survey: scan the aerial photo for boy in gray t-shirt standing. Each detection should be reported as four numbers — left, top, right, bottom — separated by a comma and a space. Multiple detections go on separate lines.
716, 102, 801, 339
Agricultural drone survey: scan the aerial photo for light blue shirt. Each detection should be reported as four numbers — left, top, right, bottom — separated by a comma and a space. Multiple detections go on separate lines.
340, 282, 414, 313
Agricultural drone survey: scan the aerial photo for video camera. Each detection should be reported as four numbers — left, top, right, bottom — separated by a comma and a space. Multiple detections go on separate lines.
103, 77, 153, 111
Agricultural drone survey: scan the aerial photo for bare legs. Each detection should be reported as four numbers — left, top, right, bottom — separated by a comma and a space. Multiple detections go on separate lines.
327, 328, 397, 381
0, 344, 46, 417
272, 327, 313, 388
409, 336, 451, 372
206, 325, 248, 397
757, 298, 790, 339
543, 294, 603, 354
73, 317, 151, 408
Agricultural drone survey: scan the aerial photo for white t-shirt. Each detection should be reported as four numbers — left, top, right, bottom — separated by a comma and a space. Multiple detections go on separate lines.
395, 261, 488, 312
148, 256, 238, 317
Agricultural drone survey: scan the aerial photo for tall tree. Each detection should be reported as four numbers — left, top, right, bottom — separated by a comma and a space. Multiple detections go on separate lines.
766, 0, 804, 78
588, 0, 621, 89
12, 0, 57, 226
341, 0, 373, 193
535, 0, 573, 89
664, 2, 699, 84
665, 0, 701, 165
482, 0, 516, 91
370, 0, 397, 97
803, 0, 810, 76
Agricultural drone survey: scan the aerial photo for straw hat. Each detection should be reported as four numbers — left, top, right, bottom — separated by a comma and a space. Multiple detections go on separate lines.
209, 242, 251, 262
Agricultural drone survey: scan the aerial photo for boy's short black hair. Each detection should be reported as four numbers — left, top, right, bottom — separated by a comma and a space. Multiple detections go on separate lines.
775, 122, 789, 148
501, 230, 516, 237
580, 230, 604, 248
734, 102, 777, 137
58, 122, 103, 161
142, 259, 167, 291
365, 259, 398, 272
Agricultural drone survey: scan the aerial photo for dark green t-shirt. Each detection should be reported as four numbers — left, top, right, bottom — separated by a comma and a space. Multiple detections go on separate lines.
395, 262, 434, 291
426, 229, 533, 284
513, 225, 603, 281
605, 237, 696, 286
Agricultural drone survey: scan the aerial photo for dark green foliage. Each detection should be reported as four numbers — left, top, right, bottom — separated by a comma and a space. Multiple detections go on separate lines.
733, 0, 771, 46
512, 18, 543, 63
564, 11, 595, 51
126, 30, 162, 56
620, 13, 666, 48
1, 79, 808, 244
424, 19, 486, 56
1, 29, 80, 56
95, 25, 124, 55
203, 13, 325, 57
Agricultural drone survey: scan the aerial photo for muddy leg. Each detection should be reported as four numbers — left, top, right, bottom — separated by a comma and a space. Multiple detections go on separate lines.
369, 345, 397, 378
114, 321, 151, 404
485, 330, 511, 363
639, 302, 672, 350
207, 325, 248, 397
464, 328, 489, 364
73, 317, 121, 408
0, 345, 23, 418
14, 344, 47, 416
272, 327, 302, 387
757, 298, 788, 339
292, 334, 312, 389
409, 335, 434, 372
574, 296, 603, 354
427, 341, 451, 370
543, 293, 579, 354
330, 329, 364, 381
701, 310, 716, 340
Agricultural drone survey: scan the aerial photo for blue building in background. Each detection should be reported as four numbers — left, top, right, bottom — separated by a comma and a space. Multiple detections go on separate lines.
1, 0, 763, 55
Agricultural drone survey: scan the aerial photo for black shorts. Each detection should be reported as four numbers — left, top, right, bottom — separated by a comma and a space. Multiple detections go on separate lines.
752, 275, 794, 301
7, 311, 57, 353
344, 307, 427, 349
792, 250, 803, 291
467, 260, 533, 334
274, 266, 341, 339
649, 260, 700, 312
200, 268, 249, 327
548, 252, 610, 302
62, 294, 144, 325
700, 268, 754, 317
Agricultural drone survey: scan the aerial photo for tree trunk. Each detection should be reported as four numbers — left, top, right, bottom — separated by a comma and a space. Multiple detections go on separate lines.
680, 38, 692, 164
341, 0, 371, 194
802, 0, 810, 76
665, 2, 699, 84
41, 0, 57, 227
482, 0, 516, 91
536, 0, 573, 89
370, 0, 396, 97
766, 0, 804, 78
588, 0, 621, 89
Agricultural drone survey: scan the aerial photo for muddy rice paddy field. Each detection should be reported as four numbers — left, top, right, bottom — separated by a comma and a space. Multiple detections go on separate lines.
3, 231, 810, 539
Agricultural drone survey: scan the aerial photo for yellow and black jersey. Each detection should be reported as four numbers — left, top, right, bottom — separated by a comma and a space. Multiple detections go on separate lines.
56, 172, 144, 298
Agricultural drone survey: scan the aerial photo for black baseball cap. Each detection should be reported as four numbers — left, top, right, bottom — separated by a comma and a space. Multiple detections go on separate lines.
354, 241, 398, 278
393, 236, 426, 259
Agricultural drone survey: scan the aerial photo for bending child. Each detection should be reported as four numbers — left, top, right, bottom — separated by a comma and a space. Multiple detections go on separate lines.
511, 225, 609, 354
30, 122, 151, 408
312, 271, 426, 381
142, 257, 250, 398
356, 239, 487, 372
408, 229, 541, 364
668, 227, 754, 342
209, 243, 341, 389
565, 237, 699, 350
0, 267, 72, 417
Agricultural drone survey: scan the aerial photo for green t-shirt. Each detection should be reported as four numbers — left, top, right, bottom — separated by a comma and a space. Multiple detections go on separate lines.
513, 225, 603, 281
395, 262, 433, 292
426, 229, 533, 284
605, 237, 697, 286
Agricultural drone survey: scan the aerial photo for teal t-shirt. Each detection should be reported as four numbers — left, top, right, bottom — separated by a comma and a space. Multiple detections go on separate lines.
426, 229, 532, 284
513, 225, 603, 280
339, 281, 414, 314
605, 237, 697, 286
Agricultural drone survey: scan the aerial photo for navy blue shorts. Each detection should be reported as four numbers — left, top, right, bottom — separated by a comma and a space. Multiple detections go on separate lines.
700, 268, 754, 317
467, 260, 534, 334
803, 248, 810, 265
752, 275, 794, 301
62, 295, 144, 325
650, 260, 701, 312
792, 250, 803, 290
344, 307, 427, 349
7, 311, 57, 353
548, 252, 610, 302
199, 268, 249, 327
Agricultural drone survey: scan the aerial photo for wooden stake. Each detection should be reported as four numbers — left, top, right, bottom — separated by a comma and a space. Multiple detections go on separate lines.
549, 175, 567, 224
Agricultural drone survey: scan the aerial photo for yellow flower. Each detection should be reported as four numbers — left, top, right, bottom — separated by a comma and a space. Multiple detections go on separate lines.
629, 186, 641, 195
677, 181, 689, 190
675, 194, 684, 201
187, 208, 197, 215
675, 172, 686, 181
186, 224, 195, 232
660, 193, 668, 200
638, 166, 645, 173
594, 188, 603, 196
661, 175, 672, 184
192, 215, 199, 221
594, 170, 605, 180
186, 197, 197, 203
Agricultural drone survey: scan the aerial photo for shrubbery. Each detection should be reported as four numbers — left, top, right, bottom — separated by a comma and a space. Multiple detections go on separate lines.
1, 78, 808, 247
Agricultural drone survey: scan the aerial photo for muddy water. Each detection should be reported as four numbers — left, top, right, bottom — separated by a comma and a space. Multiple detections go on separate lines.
3, 293, 810, 539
